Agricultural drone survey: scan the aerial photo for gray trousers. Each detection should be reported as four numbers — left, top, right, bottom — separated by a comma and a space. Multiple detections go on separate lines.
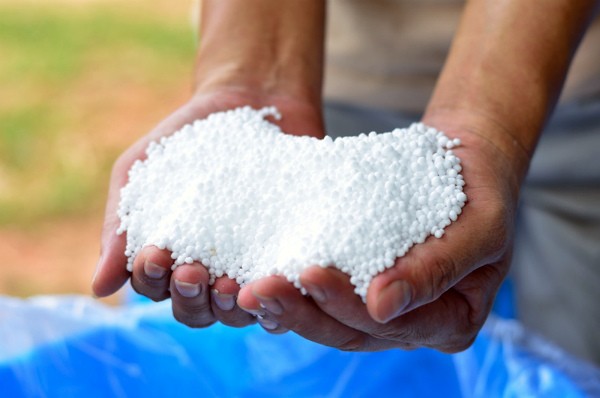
324, 101, 600, 365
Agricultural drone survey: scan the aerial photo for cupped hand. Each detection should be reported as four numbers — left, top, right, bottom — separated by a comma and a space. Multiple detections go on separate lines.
237, 117, 528, 351
92, 87, 324, 328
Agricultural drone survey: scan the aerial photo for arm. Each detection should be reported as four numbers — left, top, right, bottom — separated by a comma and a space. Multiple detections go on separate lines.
93, 0, 326, 328
237, 0, 599, 351
381, 1, 600, 322
195, 0, 325, 109
424, 0, 599, 181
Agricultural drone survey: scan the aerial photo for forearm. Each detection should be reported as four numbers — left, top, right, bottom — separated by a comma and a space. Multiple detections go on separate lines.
195, 0, 326, 104
424, 0, 598, 179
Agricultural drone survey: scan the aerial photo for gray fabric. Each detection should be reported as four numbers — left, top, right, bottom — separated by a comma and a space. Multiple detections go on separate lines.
324, 102, 419, 138
514, 101, 600, 365
323, 100, 600, 365
526, 100, 600, 185
513, 186, 600, 365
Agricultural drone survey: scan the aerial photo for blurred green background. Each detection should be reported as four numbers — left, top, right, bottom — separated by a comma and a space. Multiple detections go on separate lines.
0, 0, 196, 299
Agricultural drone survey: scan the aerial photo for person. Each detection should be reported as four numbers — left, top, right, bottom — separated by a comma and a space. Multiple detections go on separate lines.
92, 0, 600, 363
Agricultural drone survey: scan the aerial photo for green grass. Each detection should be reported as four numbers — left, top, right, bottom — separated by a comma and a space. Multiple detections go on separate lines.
0, 2, 196, 225
0, 5, 194, 83
0, 104, 58, 170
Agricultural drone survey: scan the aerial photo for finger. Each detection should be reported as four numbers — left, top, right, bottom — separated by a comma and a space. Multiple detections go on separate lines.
130, 245, 174, 301
244, 276, 377, 351
300, 266, 384, 331
367, 189, 509, 323
298, 267, 416, 350
92, 159, 132, 297
92, 140, 153, 297
300, 262, 505, 352
301, 265, 486, 351
256, 314, 290, 334
92, 103, 213, 297
210, 277, 256, 327
374, 264, 505, 352
92, 226, 128, 297
170, 262, 216, 328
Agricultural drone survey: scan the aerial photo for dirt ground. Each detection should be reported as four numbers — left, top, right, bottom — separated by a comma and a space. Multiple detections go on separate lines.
0, 215, 110, 300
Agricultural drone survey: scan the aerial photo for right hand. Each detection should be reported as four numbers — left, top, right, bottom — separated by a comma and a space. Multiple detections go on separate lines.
92, 87, 324, 329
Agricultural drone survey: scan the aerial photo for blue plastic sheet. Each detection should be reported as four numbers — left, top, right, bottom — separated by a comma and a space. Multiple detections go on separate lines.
1, 295, 599, 397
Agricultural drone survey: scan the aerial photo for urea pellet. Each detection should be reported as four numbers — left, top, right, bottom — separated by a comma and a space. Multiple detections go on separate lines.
117, 106, 467, 301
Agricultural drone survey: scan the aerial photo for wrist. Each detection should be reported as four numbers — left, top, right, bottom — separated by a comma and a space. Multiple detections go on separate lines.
421, 107, 532, 191
193, 59, 321, 107
188, 81, 325, 139
194, 0, 325, 105
422, 0, 598, 190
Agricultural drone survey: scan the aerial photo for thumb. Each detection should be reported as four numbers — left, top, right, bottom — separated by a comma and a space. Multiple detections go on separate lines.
366, 195, 509, 323
92, 209, 129, 297
91, 153, 136, 297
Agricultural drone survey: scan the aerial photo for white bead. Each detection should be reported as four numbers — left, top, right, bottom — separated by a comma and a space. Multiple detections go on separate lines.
117, 107, 467, 301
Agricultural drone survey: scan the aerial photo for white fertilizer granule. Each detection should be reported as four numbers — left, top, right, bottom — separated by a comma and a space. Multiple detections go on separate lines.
117, 106, 467, 300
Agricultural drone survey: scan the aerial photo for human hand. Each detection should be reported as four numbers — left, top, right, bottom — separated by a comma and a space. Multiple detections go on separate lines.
237, 0, 594, 352
92, 88, 324, 328
236, 114, 528, 351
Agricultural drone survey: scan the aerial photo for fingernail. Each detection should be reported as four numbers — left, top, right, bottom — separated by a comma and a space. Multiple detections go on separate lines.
257, 318, 279, 330
238, 304, 266, 317
257, 297, 283, 315
175, 280, 201, 298
375, 280, 413, 323
211, 289, 236, 311
144, 261, 167, 279
303, 282, 327, 303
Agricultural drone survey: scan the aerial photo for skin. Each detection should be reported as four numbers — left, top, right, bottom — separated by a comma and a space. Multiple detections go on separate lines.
93, 0, 326, 329
93, 0, 598, 351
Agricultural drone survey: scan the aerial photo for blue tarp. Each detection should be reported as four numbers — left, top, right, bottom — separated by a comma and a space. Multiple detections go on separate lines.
1, 295, 599, 397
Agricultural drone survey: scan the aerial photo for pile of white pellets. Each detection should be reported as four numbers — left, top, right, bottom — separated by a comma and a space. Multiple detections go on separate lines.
117, 106, 466, 300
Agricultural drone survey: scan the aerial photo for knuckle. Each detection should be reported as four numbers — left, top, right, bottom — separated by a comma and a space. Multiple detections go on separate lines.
173, 308, 216, 328
140, 275, 168, 289
371, 324, 415, 342
429, 253, 456, 299
130, 279, 170, 302
413, 252, 457, 305
178, 301, 213, 315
